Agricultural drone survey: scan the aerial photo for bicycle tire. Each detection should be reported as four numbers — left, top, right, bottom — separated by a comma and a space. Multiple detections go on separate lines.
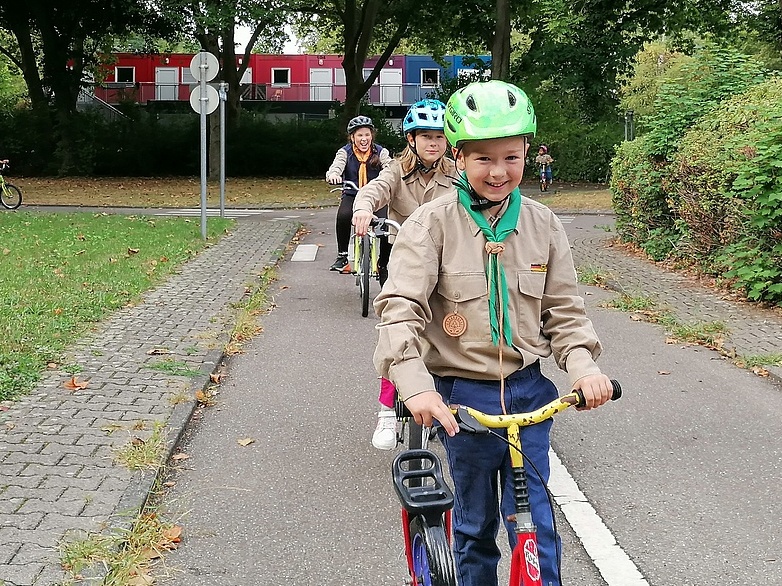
1, 183, 22, 209
410, 516, 456, 586
360, 234, 371, 317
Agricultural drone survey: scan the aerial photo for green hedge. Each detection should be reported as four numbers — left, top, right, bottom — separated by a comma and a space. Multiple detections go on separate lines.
0, 104, 406, 178
611, 42, 782, 305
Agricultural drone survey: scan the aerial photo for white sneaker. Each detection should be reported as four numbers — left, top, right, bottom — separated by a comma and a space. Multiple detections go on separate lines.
371, 410, 398, 450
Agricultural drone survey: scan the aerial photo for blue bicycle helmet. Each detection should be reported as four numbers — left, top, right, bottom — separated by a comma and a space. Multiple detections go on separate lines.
402, 99, 446, 134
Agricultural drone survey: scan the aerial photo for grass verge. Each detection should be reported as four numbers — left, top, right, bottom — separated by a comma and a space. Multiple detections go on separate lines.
225, 265, 278, 355
60, 510, 183, 585
0, 212, 233, 401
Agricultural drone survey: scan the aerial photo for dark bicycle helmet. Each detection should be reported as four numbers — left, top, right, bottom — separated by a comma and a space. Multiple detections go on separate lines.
347, 115, 374, 134
402, 99, 446, 134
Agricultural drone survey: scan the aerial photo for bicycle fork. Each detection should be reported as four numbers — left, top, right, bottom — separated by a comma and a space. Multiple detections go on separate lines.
507, 423, 543, 586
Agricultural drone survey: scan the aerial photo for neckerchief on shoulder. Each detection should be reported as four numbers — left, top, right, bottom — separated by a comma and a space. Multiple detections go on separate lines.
352, 145, 371, 187
457, 177, 521, 346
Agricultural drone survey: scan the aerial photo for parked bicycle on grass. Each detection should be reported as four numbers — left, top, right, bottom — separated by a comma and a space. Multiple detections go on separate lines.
0, 160, 22, 210
373, 80, 616, 586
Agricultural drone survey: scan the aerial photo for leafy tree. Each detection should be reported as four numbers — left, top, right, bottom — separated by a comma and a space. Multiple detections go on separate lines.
0, 0, 170, 172
515, 0, 743, 119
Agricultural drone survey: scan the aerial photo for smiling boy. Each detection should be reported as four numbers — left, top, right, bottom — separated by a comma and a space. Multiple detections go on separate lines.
373, 80, 614, 586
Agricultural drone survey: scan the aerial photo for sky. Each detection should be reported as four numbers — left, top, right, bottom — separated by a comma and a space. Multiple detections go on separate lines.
235, 25, 300, 54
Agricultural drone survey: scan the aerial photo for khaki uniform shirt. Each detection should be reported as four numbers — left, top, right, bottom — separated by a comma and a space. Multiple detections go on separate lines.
352, 158, 458, 227
535, 154, 554, 166
373, 192, 602, 401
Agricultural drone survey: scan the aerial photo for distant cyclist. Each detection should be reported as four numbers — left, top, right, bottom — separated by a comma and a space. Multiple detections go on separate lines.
351, 99, 457, 450
326, 116, 392, 273
535, 144, 554, 188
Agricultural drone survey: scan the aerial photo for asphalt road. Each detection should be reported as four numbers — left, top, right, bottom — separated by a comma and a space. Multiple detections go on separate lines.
156, 209, 782, 586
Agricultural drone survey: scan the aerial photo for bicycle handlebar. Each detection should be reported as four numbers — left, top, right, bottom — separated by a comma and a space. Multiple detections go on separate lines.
329, 179, 359, 193
396, 380, 622, 433
453, 379, 622, 434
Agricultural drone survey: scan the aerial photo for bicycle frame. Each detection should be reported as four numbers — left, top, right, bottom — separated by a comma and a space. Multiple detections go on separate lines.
453, 381, 622, 586
391, 381, 621, 586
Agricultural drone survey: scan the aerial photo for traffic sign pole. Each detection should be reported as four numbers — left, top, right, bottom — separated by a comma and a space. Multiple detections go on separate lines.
199, 56, 208, 239
189, 51, 220, 240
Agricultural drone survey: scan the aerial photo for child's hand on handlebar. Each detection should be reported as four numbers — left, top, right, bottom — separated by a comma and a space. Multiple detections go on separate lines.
352, 209, 375, 236
326, 174, 342, 185
572, 373, 614, 410
404, 391, 459, 437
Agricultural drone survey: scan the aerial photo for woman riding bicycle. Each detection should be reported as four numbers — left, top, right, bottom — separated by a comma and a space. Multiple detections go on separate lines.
325, 116, 392, 272
351, 99, 457, 450
372, 81, 614, 586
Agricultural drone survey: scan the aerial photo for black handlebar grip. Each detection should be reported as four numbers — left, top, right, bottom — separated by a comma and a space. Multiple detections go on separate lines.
610, 379, 622, 400
574, 379, 622, 407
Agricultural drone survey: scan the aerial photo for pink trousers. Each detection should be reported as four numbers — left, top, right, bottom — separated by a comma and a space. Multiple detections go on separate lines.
379, 377, 396, 408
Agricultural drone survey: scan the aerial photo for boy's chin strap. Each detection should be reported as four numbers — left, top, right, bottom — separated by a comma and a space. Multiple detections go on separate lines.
453, 175, 510, 211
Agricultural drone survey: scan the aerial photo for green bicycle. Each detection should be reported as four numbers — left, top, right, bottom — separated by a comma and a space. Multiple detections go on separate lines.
0, 160, 22, 210
352, 216, 400, 317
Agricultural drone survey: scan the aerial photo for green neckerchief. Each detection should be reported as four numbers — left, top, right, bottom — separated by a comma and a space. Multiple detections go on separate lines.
456, 178, 521, 346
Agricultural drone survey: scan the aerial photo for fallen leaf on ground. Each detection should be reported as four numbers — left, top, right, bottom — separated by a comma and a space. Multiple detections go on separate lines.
752, 366, 770, 377
210, 373, 222, 383
171, 453, 190, 461
64, 376, 89, 391
146, 348, 171, 355
657, 370, 671, 375
128, 247, 140, 254
237, 437, 255, 446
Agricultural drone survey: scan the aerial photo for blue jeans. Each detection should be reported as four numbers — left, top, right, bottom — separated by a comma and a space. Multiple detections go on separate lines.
434, 363, 561, 586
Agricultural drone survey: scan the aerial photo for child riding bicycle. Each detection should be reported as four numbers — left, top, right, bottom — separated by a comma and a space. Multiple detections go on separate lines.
351, 99, 457, 450
372, 80, 614, 586
325, 116, 392, 273
535, 144, 554, 189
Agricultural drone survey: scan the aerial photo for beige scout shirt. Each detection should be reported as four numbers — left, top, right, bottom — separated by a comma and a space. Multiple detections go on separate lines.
352, 158, 458, 227
325, 146, 393, 179
373, 192, 603, 401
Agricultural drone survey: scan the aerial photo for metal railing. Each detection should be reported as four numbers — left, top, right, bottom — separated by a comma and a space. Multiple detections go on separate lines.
92, 82, 440, 106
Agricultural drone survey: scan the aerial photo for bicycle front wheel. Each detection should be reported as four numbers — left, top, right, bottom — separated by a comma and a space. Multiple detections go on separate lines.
410, 516, 456, 586
1, 183, 22, 209
360, 234, 371, 317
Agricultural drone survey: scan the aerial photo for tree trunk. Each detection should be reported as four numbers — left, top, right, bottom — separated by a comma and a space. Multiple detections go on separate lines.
491, 0, 512, 80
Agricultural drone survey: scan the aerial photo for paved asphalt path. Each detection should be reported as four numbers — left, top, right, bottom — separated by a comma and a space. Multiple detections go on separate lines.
156, 209, 782, 586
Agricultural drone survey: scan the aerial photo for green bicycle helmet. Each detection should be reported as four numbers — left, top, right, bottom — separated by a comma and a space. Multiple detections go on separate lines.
444, 80, 536, 147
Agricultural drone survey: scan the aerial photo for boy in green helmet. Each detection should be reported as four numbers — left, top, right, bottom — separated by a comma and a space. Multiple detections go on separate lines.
373, 80, 614, 586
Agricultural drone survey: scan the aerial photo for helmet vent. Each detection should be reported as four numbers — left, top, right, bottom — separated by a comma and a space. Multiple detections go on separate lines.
507, 91, 516, 107
466, 95, 477, 111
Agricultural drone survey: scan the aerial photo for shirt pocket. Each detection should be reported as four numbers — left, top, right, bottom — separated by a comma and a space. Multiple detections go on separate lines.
437, 273, 490, 342
516, 270, 546, 337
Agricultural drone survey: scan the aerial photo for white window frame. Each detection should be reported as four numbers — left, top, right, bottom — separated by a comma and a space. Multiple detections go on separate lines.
362, 68, 380, 85
271, 68, 291, 87
115, 66, 135, 83
420, 69, 440, 87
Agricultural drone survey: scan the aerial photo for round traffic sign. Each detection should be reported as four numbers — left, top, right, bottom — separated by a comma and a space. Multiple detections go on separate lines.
189, 51, 220, 82
189, 84, 220, 115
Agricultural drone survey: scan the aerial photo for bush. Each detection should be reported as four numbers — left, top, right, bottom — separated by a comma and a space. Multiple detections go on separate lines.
610, 138, 674, 258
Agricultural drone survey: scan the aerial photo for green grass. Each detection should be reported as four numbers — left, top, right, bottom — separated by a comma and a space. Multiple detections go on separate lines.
0, 212, 233, 401
145, 358, 202, 378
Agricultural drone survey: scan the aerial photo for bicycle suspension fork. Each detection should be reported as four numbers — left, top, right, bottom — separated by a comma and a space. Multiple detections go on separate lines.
507, 422, 543, 586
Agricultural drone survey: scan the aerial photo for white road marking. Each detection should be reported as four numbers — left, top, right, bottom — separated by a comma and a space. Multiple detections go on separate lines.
549, 449, 649, 586
156, 208, 299, 219
291, 244, 319, 262
557, 216, 574, 224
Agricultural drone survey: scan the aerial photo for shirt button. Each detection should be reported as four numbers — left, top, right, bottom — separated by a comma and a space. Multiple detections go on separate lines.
454, 292, 461, 299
